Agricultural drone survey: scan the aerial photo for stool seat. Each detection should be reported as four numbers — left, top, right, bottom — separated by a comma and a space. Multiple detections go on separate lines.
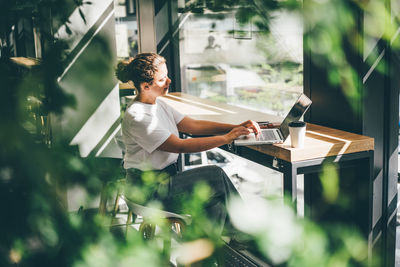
120, 195, 192, 225
120, 195, 191, 259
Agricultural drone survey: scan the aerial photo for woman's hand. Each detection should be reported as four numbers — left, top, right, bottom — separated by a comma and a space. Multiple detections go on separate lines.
224, 126, 252, 144
239, 120, 261, 136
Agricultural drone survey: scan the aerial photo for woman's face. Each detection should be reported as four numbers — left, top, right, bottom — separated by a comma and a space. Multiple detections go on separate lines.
147, 63, 171, 98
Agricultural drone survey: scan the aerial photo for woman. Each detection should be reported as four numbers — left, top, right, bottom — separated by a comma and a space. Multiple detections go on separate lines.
116, 52, 260, 234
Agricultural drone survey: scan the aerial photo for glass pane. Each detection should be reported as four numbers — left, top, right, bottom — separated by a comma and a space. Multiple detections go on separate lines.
114, 0, 138, 59
184, 153, 203, 166
183, 148, 283, 198
179, 10, 303, 116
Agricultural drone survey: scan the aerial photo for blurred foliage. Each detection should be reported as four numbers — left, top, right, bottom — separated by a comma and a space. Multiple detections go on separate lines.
303, 0, 399, 111
0, 0, 396, 266
0, 1, 164, 267
319, 162, 340, 204
229, 196, 370, 266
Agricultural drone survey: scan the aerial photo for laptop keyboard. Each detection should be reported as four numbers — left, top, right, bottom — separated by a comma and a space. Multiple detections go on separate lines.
259, 130, 278, 141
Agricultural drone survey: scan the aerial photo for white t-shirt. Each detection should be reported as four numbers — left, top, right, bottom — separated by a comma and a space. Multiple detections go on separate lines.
122, 98, 185, 170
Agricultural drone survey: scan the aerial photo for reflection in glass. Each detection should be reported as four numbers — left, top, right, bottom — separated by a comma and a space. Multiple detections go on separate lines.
114, 0, 138, 59
179, 10, 303, 117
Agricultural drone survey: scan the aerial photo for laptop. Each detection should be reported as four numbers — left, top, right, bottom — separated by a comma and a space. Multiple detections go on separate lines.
234, 93, 312, 146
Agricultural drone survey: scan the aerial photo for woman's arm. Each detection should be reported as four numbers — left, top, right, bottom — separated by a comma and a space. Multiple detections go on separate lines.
158, 126, 250, 153
177, 116, 260, 136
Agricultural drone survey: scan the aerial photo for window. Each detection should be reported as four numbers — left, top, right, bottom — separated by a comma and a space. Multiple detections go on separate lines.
114, 0, 138, 59
178, 9, 303, 116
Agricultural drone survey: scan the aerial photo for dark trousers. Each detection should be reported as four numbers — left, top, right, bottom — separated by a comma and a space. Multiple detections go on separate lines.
126, 165, 239, 234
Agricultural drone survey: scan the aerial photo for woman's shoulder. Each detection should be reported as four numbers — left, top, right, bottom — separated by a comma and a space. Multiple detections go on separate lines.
156, 98, 167, 106
125, 102, 152, 121
126, 101, 155, 112
156, 98, 173, 111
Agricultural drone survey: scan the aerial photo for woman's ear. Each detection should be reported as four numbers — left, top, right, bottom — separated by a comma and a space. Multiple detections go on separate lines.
140, 82, 149, 91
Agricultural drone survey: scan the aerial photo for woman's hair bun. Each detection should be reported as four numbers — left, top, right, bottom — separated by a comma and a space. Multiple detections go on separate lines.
115, 61, 131, 83
115, 54, 165, 90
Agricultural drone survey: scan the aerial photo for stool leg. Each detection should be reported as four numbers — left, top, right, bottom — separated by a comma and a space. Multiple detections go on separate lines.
99, 183, 108, 215
170, 218, 185, 239
112, 191, 121, 217
139, 223, 156, 239
126, 210, 133, 237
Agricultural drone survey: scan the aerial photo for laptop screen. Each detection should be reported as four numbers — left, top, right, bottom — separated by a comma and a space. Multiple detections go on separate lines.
279, 94, 312, 140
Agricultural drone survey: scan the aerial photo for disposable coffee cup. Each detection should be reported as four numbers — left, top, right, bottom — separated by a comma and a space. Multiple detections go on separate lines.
288, 121, 306, 148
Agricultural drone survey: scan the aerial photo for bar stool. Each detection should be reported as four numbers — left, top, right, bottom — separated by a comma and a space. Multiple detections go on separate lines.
120, 195, 191, 236
116, 194, 191, 261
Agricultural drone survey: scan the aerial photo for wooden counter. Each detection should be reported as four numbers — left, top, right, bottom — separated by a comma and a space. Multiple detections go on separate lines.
161, 92, 374, 162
